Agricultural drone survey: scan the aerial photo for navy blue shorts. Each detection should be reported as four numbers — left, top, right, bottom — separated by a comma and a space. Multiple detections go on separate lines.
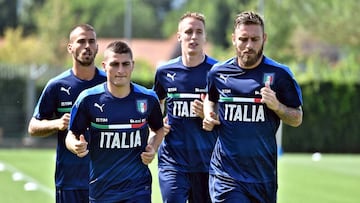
159, 168, 211, 203
56, 188, 89, 203
90, 194, 151, 203
209, 174, 277, 203
89, 181, 152, 203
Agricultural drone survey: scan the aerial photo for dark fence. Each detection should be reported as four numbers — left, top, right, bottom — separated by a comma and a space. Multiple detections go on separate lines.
0, 64, 60, 148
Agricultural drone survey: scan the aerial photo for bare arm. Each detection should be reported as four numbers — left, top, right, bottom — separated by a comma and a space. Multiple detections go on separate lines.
273, 105, 303, 127
159, 99, 166, 115
65, 130, 88, 157
28, 113, 70, 137
202, 94, 220, 131
159, 99, 170, 136
261, 83, 303, 127
141, 127, 165, 165
191, 93, 206, 119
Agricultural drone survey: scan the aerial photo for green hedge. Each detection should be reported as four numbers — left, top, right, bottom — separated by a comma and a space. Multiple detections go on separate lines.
283, 82, 360, 153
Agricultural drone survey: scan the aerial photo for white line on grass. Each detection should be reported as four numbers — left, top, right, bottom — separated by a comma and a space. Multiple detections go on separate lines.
0, 161, 55, 198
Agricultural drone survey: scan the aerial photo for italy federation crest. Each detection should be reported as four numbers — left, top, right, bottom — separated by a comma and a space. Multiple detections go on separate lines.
136, 100, 147, 113
263, 73, 275, 85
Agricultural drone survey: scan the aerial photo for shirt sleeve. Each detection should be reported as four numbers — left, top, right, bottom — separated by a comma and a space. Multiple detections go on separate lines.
153, 69, 167, 100
68, 95, 89, 136
33, 82, 58, 119
276, 70, 303, 108
147, 96, 164, 131
207, 69, 220, 103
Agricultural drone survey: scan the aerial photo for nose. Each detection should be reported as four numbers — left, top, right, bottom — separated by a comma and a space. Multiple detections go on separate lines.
116, 65, 126, 73
245, 39, 254, 49
191, 32, 198, 39
84, 40, 93, 48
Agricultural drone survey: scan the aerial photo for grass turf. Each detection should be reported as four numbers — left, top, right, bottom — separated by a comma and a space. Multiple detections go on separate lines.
0, 149, 359, 203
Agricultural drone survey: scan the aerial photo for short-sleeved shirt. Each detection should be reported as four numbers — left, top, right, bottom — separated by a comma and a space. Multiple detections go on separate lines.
32, 68, 106, 189
207, 56, 302, 183
69, 82, 163, 202
153, 55, 219, 172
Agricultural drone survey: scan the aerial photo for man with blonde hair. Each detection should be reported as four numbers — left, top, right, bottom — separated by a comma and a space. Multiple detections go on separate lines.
153, 12, 218, 203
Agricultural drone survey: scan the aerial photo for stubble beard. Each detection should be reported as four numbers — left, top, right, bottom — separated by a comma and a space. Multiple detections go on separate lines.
239, 44, 264, 67
75, 49, 97, 67
76, 56, 94, 66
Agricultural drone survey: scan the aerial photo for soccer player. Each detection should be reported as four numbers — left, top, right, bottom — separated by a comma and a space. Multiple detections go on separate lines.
65, 40, 165, 202
28, 24, 106, 203
153, 12, 218, 203
202, 11, 303, 203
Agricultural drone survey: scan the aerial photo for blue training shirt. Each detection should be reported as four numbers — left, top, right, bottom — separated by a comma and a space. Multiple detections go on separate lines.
153, 55, 219, 172
69, 82, 163, 202
207, 56, 302, 183
32, 68, 106, 190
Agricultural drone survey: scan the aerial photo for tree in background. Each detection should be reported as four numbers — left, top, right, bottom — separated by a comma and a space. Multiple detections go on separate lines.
17, 0, 46, 35
34, 0, 74, 66
0, 27, 52, 65
289, 0, 360, 61
0, 0, 358, 77
0, 0, 17, 35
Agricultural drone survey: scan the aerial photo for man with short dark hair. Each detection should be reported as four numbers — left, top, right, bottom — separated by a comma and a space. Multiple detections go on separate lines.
28, 24, 106, 203
203, 11, 303, 203
66, 40, 165, 202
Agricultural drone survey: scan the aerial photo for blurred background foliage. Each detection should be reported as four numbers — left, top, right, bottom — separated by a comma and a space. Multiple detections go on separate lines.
0, 0, 358, 79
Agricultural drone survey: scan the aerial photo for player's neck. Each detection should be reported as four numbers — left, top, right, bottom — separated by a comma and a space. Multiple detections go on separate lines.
182, 53, 205, 67
238, 57, 263, 70
107, 83, 131, 99
72, 64, 96, 80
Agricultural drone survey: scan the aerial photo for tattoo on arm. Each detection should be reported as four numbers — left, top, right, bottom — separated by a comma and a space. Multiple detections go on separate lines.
275, 104, 303, 127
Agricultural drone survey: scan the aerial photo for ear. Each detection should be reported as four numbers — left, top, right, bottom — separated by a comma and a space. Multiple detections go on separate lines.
67, 43, 72, 54
231, 33, 236, 45
101, 61, 106, 71
263, 33, 267, 43
177, 32, 181, 42
95, 44, 99, 55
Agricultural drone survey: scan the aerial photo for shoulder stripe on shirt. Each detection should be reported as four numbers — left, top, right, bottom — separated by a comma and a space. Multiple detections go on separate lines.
132, 83, 159, 99
167, 93, 201, 99
57, 107, 71, 113
219, 96, 262, 103
90, 121, 147, 130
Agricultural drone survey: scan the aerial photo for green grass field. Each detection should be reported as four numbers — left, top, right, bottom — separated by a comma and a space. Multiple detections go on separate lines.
0, 149, 359, 203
